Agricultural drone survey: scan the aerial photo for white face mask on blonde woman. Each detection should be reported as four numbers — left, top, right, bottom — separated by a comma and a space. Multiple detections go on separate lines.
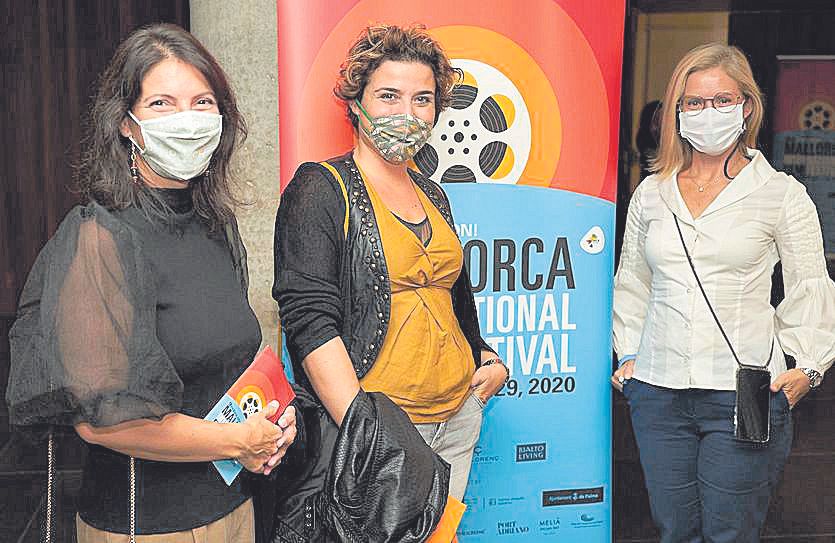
678, 94, 745, 156
679, 106, 744, 156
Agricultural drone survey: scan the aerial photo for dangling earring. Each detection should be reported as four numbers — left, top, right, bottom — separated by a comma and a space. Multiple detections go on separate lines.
204, 163, 213, 178
129, 143, 139, 184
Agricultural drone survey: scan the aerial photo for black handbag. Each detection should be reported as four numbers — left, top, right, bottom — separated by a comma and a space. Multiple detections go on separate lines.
674, 216, 773, 443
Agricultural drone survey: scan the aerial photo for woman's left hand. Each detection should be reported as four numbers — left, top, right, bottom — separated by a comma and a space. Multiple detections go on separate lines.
770, 369, 812, 409
471, 363, 508, 404
263, 406, 298, 476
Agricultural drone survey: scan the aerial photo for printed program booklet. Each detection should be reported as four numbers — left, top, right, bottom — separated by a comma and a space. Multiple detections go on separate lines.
204, 345, 295, 485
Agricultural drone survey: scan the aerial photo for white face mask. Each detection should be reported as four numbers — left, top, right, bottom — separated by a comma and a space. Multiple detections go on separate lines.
128, 110, 223, 181
678, 106, 744, 156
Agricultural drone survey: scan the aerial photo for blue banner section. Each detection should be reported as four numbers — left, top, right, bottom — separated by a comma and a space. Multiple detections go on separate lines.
446, 184, 614, 542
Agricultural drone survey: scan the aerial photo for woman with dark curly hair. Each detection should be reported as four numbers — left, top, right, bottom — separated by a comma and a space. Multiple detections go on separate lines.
6, 24, 296, 542
270, 24, 507, 542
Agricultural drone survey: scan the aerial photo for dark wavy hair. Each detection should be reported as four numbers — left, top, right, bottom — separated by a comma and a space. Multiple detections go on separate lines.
76, 23, 246, 232
334, 24, 461, 128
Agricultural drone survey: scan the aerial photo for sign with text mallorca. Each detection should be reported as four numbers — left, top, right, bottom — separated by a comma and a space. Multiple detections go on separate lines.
277, 2, 625, 540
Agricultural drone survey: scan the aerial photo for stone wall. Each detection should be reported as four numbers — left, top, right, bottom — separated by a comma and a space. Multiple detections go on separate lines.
191, 0, 282, 348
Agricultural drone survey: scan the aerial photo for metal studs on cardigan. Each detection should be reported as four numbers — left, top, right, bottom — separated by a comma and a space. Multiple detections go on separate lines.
344, 157, 397, 377
411, 174, 454, 227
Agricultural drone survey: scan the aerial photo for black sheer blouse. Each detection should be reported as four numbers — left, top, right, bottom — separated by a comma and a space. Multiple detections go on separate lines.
7, 188, 261, 534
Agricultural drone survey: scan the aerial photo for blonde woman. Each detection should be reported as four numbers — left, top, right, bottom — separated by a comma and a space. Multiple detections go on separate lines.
611, 43, 835, 543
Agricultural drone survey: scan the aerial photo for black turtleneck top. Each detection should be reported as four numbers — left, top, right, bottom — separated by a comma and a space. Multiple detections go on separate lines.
75, 188, 262, 534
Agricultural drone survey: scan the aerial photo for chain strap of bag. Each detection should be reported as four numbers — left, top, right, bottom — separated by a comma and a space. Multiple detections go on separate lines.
44, 431, 54, 542
129, 457, 136, 542
43, 432, 136, 543
674, 215, 772, 369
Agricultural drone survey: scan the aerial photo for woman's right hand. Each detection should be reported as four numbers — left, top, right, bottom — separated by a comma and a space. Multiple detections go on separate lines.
237, 400, 283, 474
611, 359, 636, 393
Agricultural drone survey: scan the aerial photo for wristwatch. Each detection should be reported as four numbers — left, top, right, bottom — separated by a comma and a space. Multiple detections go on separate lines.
481, 358, 510, 384
800, 368, 823, 388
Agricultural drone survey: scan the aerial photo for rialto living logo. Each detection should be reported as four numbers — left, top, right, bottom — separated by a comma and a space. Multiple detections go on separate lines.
515, 442, 547, 462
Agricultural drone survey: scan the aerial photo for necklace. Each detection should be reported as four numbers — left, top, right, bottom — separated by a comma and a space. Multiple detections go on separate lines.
687, 176, 721, 193
685, 144, 751, 192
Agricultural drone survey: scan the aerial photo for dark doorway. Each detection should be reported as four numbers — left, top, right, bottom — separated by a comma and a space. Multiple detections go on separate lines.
614, 1, 835, 541
1, 2, 188, 540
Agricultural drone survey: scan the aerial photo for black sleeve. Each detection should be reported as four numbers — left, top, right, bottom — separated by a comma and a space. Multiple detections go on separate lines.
7, 204, 183, 429
273, 163, 347, 365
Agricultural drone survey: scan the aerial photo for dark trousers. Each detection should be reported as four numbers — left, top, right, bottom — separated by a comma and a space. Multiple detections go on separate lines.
623, 379, 793, 543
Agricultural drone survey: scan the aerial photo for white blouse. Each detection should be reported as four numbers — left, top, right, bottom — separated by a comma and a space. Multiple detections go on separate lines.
613, 150, 835, 390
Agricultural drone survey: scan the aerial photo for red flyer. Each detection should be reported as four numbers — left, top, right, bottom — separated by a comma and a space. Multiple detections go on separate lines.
205, 346, 295, 484
225, 345, 295, 423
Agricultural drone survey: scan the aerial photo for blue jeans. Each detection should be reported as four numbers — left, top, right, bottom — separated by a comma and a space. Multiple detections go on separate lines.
623, 379, 793, 543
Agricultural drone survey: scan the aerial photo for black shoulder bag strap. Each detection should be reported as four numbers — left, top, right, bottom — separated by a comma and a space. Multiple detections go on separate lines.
674, 215, 772, 369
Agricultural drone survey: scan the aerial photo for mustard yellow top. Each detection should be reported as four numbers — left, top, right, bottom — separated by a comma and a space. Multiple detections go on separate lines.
359, 176, 475, 423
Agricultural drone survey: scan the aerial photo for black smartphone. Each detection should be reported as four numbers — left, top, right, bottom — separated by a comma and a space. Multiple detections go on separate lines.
734, 367, 771, 443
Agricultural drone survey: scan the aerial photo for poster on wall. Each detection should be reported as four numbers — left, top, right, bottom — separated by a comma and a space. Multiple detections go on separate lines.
277, 1, 625, 541
772, 55, 835, 256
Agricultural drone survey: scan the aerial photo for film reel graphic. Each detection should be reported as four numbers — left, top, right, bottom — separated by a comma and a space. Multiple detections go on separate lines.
235, 385, 267, 419
799, 101, 834, 130
414, 59, 532, 184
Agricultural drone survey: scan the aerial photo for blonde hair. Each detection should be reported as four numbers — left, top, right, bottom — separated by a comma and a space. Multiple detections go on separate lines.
651, 43, 763, 178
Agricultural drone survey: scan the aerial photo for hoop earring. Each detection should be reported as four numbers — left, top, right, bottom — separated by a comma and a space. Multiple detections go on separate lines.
129, 144, 139, 184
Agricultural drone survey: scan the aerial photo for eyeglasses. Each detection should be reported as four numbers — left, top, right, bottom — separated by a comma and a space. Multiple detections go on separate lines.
678, 92, 745, 116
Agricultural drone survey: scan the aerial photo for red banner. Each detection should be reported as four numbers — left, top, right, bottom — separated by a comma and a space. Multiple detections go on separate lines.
277, 0, 623, 201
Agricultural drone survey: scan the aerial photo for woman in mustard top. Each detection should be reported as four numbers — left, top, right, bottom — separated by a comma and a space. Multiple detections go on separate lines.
273, 23, 508, 509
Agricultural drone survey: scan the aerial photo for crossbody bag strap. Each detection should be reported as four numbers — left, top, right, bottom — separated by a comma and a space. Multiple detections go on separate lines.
129, 457, 136, 542
44, 431, 54, 543
320, 161, 349, 238
43, 437, 135, 543
674, 215, 772, 369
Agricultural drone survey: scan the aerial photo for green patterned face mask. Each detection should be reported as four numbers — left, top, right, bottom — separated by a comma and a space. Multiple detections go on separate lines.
355, 100, 432, 164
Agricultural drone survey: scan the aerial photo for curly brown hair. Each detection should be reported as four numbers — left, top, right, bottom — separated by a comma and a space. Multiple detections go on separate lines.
334, 24, 461, 128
